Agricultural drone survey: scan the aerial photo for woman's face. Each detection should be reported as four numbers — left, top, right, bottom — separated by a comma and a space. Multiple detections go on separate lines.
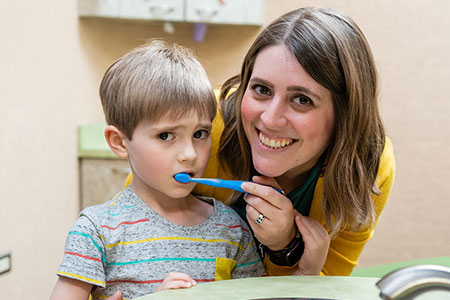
241, 44, 335, 184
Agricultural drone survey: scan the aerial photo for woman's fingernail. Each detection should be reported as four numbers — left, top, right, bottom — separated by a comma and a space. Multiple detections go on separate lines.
241, 182, 250, 190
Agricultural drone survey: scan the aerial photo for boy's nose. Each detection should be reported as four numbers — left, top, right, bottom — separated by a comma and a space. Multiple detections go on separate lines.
260, 97, 288, 128
178, 141, 197, 162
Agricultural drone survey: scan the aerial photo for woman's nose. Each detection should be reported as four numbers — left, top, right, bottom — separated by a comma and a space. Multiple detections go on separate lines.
260, 97, 287, 128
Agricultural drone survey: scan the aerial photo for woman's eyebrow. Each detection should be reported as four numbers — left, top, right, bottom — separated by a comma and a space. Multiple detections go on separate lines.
249, 77, 274, 88
287, 86, 322, 101
250, 76, 323, 101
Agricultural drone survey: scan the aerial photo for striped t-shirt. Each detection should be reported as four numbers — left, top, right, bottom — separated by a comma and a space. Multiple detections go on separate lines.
57, 187, 265, 299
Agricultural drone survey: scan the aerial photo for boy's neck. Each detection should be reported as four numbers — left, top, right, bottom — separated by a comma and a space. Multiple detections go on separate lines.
129, 183, 213, 227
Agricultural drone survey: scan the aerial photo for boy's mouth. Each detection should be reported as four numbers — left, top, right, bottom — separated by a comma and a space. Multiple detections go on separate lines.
174, 172, 194, 184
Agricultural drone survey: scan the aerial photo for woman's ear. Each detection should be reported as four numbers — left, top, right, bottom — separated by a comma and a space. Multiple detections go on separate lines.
105, 125, 129, 159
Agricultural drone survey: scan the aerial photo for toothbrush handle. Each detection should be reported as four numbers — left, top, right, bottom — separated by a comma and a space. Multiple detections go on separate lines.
219, 179, 247, 193
191, 178, 247, 193
221, 179, 285, 195
194, 178, 284, 194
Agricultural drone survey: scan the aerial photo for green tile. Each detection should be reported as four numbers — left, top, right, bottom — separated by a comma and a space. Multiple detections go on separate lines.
77, 123, 118, 159
351, 256, 450, 278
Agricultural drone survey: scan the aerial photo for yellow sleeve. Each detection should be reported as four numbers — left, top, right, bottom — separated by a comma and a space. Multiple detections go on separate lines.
266, 137, 396, 276
124, 171, 132, 188
264, 256, 298, 276
322, 137, 395, 275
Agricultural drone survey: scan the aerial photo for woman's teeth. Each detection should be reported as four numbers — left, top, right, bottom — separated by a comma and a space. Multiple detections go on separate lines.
259, 132, 294, 149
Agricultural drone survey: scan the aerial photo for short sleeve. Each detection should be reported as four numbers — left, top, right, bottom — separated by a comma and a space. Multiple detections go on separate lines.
57, 214, 107, 287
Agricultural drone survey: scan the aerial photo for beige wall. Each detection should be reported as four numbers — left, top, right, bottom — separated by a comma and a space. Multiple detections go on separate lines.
1, 0, 449, 299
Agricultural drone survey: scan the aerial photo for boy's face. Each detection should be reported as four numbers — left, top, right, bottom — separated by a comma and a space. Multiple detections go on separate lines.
125, 110, 212, 201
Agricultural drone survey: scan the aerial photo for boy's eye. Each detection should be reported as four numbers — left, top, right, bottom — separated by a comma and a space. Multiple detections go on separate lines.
193, 130, 209, 139
158, 132, 174, 141
293, 95, 313, 106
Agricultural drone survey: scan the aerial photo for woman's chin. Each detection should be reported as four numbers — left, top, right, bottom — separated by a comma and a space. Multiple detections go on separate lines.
253, 161, 285, 178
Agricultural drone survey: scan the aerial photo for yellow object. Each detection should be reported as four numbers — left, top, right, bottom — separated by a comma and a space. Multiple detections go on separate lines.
215, 257, 237, 281
56, 271, 105, 286
124, 98, 395, 276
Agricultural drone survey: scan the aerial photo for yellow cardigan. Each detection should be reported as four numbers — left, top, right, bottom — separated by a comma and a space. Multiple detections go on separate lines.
125, 110, 395, 276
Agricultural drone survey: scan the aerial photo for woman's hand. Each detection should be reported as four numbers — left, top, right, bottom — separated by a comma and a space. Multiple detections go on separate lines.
293, 210, 330, 275
241, 176, 296, 250
154, 272, 197, 292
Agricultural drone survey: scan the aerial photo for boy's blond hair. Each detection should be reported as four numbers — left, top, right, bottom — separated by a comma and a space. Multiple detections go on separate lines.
100, 40, 217, 139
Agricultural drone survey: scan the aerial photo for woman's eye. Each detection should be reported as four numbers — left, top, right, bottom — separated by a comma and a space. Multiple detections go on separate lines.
158, 132, 174, 141
193, 130, 209, 139
293, 95, 313, 106
252, 84, 271, 96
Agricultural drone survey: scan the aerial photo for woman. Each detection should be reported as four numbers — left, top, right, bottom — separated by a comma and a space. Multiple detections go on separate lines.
194, 6, 395, 277
124, 6, 395, 280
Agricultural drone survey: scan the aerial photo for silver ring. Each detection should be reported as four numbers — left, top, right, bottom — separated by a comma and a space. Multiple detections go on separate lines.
255, 213, 265, 224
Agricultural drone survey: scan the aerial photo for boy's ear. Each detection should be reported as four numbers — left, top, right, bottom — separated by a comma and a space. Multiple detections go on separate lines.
105, 125, 129, 159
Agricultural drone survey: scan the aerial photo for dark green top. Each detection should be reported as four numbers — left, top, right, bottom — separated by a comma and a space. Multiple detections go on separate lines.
231, 153, 326, 224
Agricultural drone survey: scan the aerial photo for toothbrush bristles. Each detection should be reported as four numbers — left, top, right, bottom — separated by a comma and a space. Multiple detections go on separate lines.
174, 173, 191, 183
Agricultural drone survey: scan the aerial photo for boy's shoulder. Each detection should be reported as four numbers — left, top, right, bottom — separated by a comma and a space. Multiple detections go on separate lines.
198, 196, 250, 228
79, 188, 145, 225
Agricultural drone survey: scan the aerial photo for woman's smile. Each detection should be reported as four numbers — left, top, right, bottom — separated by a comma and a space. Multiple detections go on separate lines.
258, 130, 297, 150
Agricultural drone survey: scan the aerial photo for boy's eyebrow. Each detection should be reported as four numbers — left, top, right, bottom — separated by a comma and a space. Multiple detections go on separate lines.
250, 76, 322, 101
152, 122, 212, 131
199, 123, 213, 130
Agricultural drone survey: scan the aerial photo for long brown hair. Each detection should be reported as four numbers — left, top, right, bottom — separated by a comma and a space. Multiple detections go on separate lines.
219, 7, 385, 237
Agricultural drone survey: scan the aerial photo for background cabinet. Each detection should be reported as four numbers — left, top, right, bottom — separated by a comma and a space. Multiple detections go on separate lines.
120, 0, 184, 22
78, 123, 130, 209
185, 0, 263, 25
80, 158, 130, 209
78, 0, 265, 26
78, 0, 121, 18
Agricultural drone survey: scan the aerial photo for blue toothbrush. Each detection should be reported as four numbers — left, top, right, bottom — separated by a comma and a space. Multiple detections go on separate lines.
174, 173, 284, 194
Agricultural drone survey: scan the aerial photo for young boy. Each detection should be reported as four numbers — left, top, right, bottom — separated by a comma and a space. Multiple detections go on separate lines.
50, 40, 265, 300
